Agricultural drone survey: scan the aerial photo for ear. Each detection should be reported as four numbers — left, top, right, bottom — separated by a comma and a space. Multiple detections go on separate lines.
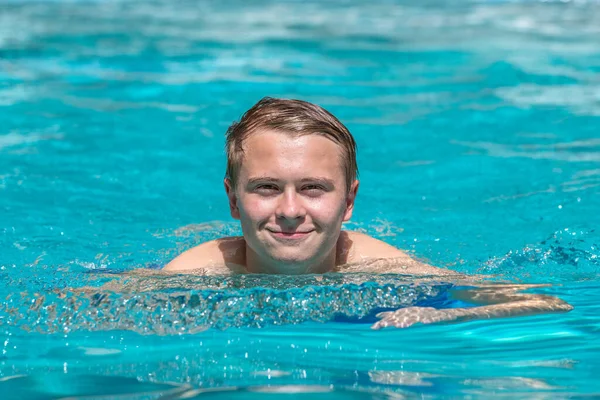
224, 178, 240, 220
342, 180, 359, 222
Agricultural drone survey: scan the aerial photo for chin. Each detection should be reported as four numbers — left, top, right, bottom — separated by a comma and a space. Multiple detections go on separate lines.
266, 247, 317, 264
271, 252, 312, 264
263, 248, 331, 274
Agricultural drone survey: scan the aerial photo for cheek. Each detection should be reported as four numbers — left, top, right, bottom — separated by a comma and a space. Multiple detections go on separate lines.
308, 196, 346, 222
240, 196, 274, 220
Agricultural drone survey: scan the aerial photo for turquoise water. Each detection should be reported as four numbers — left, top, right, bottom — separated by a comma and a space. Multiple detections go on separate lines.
1, 0, 600, 397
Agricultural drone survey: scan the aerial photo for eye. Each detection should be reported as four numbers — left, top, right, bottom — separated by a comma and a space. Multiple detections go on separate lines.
302, 184, 325, 195
254, 184, 279, 194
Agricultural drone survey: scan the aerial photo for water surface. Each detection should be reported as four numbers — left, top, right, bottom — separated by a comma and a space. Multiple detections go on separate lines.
1, 0, 600, 397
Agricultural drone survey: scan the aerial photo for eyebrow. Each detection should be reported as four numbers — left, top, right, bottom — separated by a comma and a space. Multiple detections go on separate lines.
246, 177, 280, 186
299, 177, 335, 186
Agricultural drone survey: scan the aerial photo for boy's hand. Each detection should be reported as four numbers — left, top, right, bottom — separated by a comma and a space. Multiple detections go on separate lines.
371, 307, 460, 329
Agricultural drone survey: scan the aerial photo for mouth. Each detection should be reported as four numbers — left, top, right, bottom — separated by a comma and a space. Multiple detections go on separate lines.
267, 229, 315, 240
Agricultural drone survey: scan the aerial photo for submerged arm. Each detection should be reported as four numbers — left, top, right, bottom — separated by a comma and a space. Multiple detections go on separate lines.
372, 284, 573, 329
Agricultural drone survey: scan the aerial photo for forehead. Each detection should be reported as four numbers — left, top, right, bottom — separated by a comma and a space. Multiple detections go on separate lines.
239, 130, 344, 179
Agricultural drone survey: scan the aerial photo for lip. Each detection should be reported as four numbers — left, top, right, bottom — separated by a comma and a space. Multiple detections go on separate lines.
267, 229, 314, 240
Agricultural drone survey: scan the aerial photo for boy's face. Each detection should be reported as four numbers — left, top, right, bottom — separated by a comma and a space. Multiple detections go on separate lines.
225, 130, 358, 272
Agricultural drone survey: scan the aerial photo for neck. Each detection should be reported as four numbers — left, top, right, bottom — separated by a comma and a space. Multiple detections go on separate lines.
245, 244, 337, 275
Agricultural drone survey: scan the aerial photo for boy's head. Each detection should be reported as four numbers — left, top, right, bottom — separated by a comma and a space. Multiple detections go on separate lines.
223, 97, 359, 273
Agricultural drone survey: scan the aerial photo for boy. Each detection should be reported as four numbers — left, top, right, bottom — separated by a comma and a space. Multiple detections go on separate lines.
164, 97, 572, 328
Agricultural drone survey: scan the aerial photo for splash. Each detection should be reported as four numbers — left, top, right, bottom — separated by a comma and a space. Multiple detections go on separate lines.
478, 229, 599, 282
0, 273, 449, 335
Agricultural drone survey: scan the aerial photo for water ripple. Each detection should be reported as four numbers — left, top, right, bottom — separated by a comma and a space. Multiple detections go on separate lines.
0, 273, 447, 334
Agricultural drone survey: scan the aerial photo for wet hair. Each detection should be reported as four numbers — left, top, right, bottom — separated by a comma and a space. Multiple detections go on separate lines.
225, 97, 358, 190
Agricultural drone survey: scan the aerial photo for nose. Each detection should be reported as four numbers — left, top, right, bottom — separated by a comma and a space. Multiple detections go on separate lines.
276, 189, 306, 221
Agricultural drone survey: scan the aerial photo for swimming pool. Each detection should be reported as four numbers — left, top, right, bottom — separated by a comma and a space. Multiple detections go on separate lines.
1, 0, 600, 397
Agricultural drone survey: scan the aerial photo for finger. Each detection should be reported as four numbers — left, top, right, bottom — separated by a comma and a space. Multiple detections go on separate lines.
371, 320, 386, 330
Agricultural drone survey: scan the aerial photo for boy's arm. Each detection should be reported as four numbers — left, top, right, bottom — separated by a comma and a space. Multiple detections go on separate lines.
372, 285, 573, 329
342, 232, 574, 328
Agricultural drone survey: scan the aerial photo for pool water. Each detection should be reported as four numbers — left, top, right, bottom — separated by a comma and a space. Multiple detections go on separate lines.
1, 0, 600, 397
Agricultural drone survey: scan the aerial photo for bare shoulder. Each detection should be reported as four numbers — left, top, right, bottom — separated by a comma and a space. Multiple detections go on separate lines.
338, 231, 455, 276
163, 237, 246, 274
339, 231, 409, 261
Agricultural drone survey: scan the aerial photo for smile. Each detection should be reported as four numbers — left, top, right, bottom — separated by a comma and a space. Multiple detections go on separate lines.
267, 229, 314, 240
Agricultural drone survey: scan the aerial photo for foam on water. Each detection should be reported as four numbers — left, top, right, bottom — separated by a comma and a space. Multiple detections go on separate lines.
478, 228, 599, 282
0, 272, 450, 334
